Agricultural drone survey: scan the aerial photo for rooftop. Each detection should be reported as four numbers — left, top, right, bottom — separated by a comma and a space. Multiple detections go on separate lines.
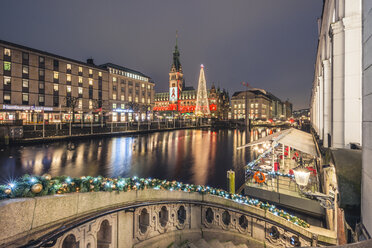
0, 39, 106, 71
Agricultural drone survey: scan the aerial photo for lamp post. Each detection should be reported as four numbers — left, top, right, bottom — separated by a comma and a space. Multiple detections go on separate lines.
293, 166, 334, 209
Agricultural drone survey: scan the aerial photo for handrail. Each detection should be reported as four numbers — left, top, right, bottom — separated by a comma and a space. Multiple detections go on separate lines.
21, 199, 317, 248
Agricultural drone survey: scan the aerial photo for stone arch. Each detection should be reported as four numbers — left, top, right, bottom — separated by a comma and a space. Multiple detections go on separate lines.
159, 206, 169, 227
85, 234, 96, 248
205, 208, 214, 224
139, 208, 150, 234
222, 210, 231, 226
62, 234, 79, 248
97, 219, 112, 248
177, 205, 187, 224
239, 215, 248, 229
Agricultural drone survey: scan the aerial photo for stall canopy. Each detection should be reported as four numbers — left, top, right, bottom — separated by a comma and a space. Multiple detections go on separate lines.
237, 128, 318, 157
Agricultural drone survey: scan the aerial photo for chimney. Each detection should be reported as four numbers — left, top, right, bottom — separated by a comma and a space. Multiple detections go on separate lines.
87, 58, 94, 65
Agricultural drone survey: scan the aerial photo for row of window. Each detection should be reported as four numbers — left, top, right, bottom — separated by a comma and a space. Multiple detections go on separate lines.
3, 61, 101, 87
109, 67, 149, 82
234, 103, 267, 109
4, 48, 103, 77
2, 91, 101, 109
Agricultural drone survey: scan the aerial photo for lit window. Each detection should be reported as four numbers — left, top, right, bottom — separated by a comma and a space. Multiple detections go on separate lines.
142, 83, 145, 88
22, 93, 29, 102
89, 69, 93, 75
66, 64, 71, 70
121, 104, 124, 109
4, 76, 11, 85
113, 77, 117, 83
78, 87, 83, 94
67, 74, 71, 82
147, 85, 151, 89
89, 79, 93, 85
54, 84, 59, 91
67, 86, 71, 93
147, 99, 150, 104
129, 96, 132, 102
4, 62, 11, 71
113, 94, 117, 100
39, 82, 44, 89
113, 103, 117, 109
255, 103, 258, 108
135, 97, 138, 103
89, 100, 93, 109
4, 48, 11, 56
22, 79, 29, 88
242, 104, 245, 108
121, 95, 124, 101
4, 93, 10, 101
78, 99, 82, 109
78, 76, 83, 83
22, 66, 29, 75
251, 103, 254, 108
54, 72, 59, 79
141, 98, 145, 103
79, 66, 83, 73
39, 95, 44, 103
99, 71, 102, 77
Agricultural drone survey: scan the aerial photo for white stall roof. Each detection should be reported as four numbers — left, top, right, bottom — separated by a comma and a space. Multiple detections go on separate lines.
237, 128, 318, 157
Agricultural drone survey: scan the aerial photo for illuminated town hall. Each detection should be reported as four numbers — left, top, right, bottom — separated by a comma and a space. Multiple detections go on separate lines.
153, 39, 230, 119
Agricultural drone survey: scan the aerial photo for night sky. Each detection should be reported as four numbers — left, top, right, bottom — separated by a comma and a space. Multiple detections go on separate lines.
1, 0, 322, 110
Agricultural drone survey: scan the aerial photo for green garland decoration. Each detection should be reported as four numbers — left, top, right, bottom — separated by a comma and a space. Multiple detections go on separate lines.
0, 175, 310, 228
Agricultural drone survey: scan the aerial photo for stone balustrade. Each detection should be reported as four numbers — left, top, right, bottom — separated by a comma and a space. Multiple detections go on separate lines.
0, 189, 337, 248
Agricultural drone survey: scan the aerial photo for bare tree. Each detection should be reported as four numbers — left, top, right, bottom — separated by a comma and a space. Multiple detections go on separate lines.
65, 96, 80, 123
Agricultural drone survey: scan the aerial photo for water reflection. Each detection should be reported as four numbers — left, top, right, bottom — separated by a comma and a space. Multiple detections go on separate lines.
0, 127, 280, 189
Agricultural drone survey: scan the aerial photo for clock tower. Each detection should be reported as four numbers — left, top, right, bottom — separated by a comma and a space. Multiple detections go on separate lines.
169, 33, 183, 103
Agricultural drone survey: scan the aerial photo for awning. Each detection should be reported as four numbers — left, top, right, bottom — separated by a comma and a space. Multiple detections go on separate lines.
237, 128, 318, 157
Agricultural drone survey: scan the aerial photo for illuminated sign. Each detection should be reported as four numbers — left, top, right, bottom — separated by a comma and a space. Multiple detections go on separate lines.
169, 87, 178, 102
113, 109, 134, 113
2, 105, 53, 111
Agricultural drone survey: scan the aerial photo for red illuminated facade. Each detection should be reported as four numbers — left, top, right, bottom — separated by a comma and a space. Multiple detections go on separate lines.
153, 40, 229, 119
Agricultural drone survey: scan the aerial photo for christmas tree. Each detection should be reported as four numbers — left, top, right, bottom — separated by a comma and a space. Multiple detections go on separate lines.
195, 65, 210, 116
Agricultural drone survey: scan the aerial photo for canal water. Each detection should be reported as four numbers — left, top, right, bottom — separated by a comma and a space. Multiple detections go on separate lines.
0, 127, 279, 190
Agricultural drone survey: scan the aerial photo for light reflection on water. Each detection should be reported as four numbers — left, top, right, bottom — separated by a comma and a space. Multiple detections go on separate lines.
0, 128, 278, 189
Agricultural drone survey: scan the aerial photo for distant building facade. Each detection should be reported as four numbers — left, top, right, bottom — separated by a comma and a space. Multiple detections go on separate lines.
310, 0, 362, 148
100, 63, 155, 122
153, 40, 230, 119
0, 40, 154, 123
230, 89, 292, 120
292, 109, 310, 119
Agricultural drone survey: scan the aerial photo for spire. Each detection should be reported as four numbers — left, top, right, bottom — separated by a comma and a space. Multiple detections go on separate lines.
171, 31, 182, 72
176, 30, 178, 48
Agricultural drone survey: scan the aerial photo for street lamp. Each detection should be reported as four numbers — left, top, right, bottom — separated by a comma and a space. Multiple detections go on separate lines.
293, 166, 335, 209
293, 167, 311, 186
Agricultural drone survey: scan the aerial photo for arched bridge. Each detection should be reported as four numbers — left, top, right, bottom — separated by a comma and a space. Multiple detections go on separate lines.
0, 189, 338, 248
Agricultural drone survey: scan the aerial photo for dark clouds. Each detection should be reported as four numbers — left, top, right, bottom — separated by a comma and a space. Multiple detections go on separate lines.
0, 0, 322, 109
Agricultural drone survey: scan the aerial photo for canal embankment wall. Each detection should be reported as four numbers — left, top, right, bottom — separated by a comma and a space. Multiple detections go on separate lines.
1, 126, 210, 146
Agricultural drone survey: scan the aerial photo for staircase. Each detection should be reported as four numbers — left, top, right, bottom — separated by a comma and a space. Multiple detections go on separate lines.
170, 239, 249, 248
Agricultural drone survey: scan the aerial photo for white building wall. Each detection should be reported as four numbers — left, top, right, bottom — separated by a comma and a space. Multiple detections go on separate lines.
311, 0, 362, 149
362, 0, 372, 237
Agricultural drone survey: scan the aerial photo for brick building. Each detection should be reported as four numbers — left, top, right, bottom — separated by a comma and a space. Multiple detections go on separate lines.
0, 40, 155, 124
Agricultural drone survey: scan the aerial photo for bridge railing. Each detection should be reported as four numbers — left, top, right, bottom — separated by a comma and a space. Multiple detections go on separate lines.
0, 190, 337, 248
